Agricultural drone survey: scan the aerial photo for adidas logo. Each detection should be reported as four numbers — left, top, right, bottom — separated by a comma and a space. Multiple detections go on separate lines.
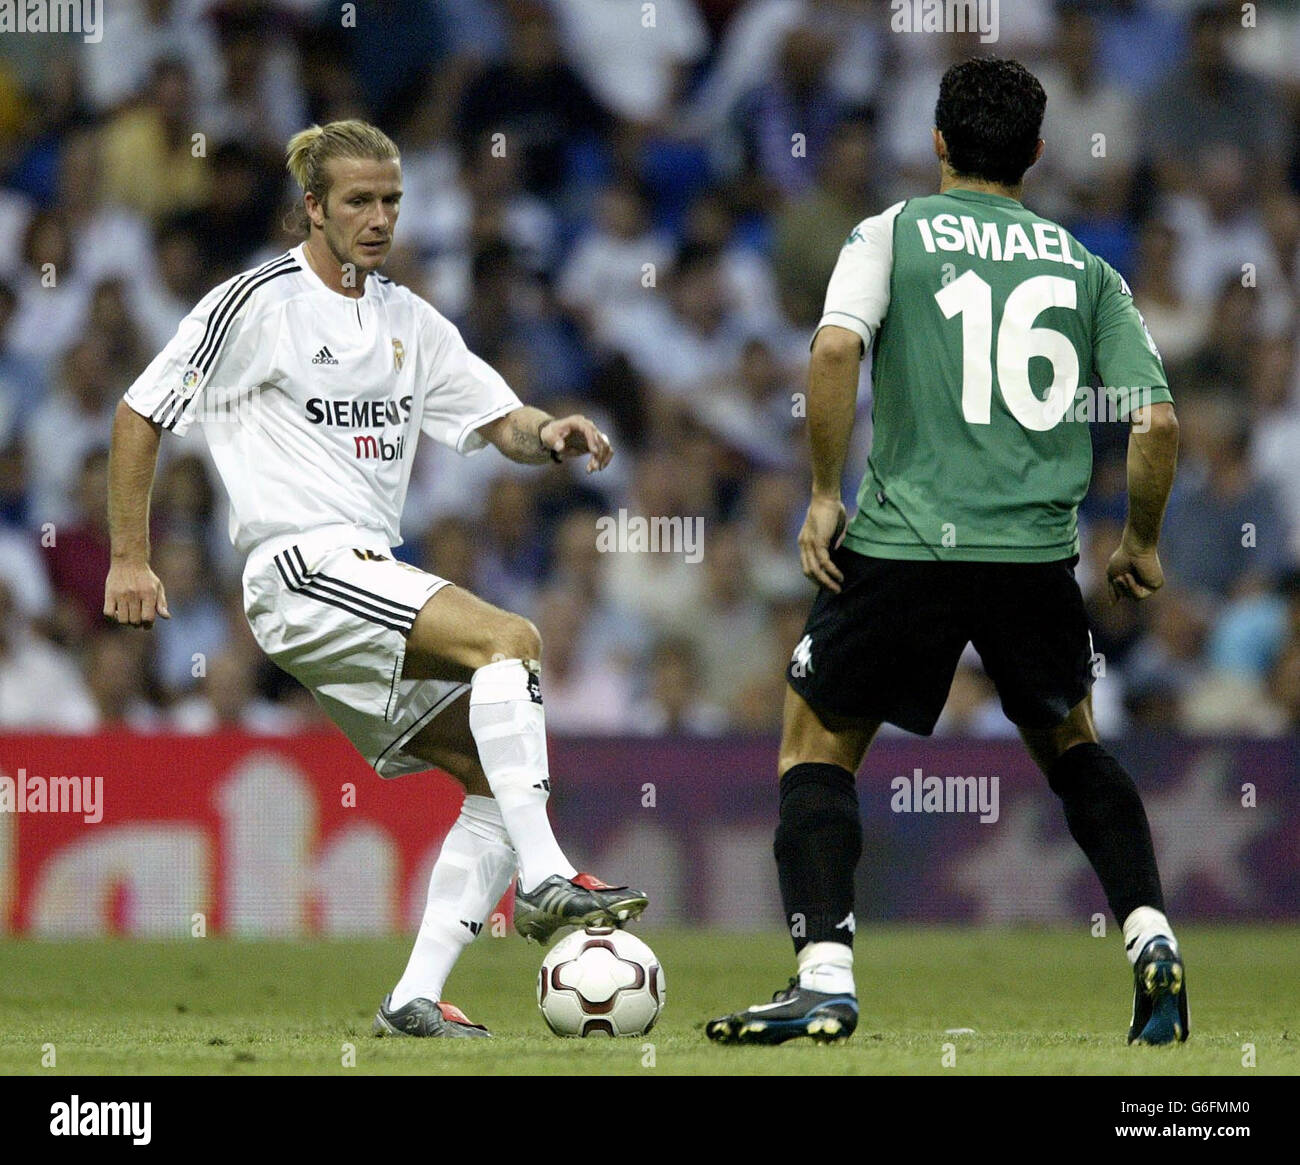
460, 919, 483, 936
533, 779, 551, 793
311, 345, 339, 365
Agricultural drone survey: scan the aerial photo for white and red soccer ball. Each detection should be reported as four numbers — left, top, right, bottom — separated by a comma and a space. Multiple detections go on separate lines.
537, 926, 665, 1037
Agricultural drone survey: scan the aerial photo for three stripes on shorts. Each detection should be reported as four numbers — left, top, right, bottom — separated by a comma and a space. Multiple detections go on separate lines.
273, 546, 420, 634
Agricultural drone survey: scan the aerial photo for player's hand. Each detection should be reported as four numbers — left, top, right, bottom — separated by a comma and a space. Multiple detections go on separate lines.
1106, 531, 1164, 602
540, 415, 613, 474
798, 494, 847, 593
103, 558, 170, 628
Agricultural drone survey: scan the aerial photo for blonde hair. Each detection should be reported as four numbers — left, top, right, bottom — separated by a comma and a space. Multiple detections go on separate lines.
285, 120, 400, 232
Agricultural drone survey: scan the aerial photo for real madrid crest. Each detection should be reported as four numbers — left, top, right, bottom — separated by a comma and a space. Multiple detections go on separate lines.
392, 339, 405, 371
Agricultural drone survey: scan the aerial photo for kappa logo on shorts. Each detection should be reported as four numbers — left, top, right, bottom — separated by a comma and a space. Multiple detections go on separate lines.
790, 634, 813, 678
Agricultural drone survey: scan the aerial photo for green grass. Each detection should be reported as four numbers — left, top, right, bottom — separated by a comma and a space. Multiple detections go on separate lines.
1, 926, 1295, 1075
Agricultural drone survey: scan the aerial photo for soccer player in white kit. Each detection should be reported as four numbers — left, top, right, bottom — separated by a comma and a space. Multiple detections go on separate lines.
103, 120, 648, 1038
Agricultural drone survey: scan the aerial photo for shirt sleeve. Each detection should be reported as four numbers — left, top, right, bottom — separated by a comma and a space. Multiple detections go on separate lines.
812, 200, 906, 354
1091, 257, 1173, 420
123, 273, 273, 436
418, 310, 522, 455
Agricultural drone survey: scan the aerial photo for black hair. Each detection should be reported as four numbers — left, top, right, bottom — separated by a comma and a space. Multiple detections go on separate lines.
935, 57, 1046, 186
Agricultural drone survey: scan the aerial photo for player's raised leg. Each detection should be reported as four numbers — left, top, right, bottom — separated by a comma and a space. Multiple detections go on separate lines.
403, 584, 648, 944
1021, 696, 1188, 1046
707, 686, 877, 1045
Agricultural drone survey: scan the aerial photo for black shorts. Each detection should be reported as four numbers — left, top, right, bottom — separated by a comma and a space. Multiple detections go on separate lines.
787, 547, 1093, 735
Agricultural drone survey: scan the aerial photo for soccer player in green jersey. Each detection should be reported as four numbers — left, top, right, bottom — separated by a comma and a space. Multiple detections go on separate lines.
707, 58, 1187, 1047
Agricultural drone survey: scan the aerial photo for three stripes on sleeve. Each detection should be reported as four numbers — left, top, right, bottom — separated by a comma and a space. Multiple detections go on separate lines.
149, 252, 302, 431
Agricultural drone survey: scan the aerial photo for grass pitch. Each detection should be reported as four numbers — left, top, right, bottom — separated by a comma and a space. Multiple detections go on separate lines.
1, 926, 1295, 1076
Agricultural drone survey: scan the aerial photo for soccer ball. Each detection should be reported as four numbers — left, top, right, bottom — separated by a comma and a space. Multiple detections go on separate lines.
537, 926, 665, 1037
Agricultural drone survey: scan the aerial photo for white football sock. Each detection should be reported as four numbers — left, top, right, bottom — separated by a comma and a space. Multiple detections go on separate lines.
390, 796, 517, 1008
468, 658, 576, 893
797, 941, 856, 995
1122, 906, 1178, 966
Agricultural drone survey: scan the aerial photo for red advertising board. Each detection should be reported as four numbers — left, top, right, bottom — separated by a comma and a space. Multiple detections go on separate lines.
0, 732, 466, 936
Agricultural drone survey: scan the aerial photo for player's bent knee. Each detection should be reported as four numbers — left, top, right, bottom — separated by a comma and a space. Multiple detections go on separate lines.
405, 595, 542, 675
778, 748, 819, 778
1020, 694, 1099, 772
477, 612, 541, 668
777, 690, 876, 779
777, 730, 834, 778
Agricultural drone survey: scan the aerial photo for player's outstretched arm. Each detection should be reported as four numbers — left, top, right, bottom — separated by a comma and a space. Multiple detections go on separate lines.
477, 405, 613, 473
1107, 400, 1179, 602
104, 400, 171, 628
798, 324, 860, 593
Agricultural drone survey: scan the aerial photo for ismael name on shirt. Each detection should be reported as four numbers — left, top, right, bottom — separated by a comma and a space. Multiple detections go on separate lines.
913, 213, 1087, 267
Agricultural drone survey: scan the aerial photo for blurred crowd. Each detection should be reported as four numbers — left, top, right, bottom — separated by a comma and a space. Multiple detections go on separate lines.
0, 0, 1297, 739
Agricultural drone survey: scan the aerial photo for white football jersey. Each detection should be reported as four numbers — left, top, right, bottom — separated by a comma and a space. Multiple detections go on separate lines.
124, 244, 522, 556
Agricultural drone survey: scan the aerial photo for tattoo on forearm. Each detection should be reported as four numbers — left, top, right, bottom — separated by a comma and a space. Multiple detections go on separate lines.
502, 409, 554, 464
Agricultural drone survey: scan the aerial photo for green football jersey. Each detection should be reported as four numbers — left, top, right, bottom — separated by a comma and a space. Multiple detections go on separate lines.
816, 188, 1172, 563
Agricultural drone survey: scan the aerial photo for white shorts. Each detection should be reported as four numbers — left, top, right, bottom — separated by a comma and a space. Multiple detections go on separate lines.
242, 526, 469, 778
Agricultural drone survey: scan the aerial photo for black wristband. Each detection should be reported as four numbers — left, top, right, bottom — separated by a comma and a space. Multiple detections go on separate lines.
538, 419, 562, 463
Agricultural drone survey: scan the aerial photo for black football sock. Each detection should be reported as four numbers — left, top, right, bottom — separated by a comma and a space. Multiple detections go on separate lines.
774, 763, 861, 955
1047, 743, 1165, 925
